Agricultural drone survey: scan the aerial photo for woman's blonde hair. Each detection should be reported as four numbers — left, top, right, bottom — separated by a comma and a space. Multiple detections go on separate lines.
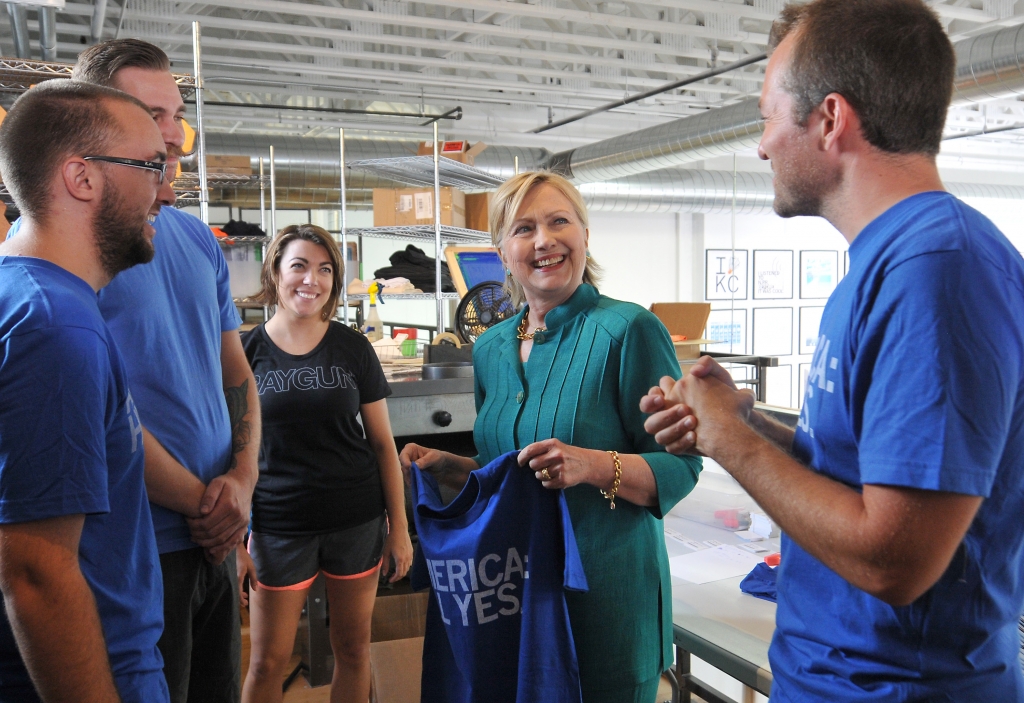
254, 224, 345, 321
488, 171, 601, 307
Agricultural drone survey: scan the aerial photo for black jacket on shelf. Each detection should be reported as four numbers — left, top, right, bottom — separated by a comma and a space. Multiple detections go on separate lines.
374, 244, 455, 293
222, 220, 268, 239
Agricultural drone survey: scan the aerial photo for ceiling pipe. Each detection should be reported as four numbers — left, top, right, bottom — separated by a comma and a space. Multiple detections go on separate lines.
531, 52, 768, 134
90, 0, 107, 44
187, 133, 550, 195
548, 99, 764, 182
551, 23, 1024, 183
5, 3, 30, 58
39, 6, 57, 61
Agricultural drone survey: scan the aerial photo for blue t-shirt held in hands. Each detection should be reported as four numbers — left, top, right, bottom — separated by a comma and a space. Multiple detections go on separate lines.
411, 451, 588, 703
0, 257, 167, 703
772, 192, 1024, 702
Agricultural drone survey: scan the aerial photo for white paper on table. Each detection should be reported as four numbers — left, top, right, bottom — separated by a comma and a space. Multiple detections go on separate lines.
669, 545, 762, 584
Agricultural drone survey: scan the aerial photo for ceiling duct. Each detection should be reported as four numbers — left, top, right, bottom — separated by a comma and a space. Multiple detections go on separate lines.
38, 6, 56, 61
5, 4, 30, 58
91, 0, 108, 44
553, 23, 1024, 183
952, 23, 1024, 102
202, 155, 1024, 213
578, 171, 1024, 213
580, 169, 775, 214
194, 134, 549, 207
945, 181, 1024, 200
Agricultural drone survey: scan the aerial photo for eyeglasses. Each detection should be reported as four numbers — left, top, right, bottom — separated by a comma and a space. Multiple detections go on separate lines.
83, 155, 167, 184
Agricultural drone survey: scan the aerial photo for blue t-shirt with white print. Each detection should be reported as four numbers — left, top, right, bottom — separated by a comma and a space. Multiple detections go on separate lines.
771, 192, 1024, 702
0, 257, 166, 703
411, 451, 588, 703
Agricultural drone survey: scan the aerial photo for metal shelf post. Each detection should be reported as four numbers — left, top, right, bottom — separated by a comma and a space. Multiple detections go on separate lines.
433, 122, 443, 335
191, 22, 209, 225
340, 127, 349, 325
269, 145, 277, 237
258, 157, 266, 233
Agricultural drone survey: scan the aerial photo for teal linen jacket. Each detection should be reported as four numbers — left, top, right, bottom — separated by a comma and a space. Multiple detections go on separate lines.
472, 283, 702, 690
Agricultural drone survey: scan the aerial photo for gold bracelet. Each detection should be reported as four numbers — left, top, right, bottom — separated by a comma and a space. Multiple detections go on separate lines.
600, 450, 622, 510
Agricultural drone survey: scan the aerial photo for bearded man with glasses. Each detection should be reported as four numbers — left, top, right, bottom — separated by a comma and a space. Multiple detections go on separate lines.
0, 79, 169, 703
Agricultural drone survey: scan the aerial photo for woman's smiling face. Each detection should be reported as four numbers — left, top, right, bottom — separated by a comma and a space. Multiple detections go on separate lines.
275, 238, 335, 319
502, 182, 589, 311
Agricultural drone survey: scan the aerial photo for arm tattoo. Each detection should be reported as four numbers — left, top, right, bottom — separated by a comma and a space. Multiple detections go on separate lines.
224, 379, 251, 470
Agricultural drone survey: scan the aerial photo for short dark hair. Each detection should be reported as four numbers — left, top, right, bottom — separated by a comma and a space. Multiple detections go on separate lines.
73, 38, 171, 87
256, 224, 345, 321
769, 0, 954, 155
0, 80, 150, 221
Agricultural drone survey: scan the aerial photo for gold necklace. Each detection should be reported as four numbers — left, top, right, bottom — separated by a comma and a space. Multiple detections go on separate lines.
516, 315, 546, 341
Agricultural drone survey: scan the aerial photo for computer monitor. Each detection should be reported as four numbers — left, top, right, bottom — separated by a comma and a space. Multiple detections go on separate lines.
444, 246, 505, 297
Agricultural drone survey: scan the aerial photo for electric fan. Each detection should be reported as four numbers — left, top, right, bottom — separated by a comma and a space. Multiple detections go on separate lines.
455, 282, 516, 343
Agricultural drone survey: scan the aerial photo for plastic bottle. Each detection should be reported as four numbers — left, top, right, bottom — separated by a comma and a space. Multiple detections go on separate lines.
363, 282, 384, 342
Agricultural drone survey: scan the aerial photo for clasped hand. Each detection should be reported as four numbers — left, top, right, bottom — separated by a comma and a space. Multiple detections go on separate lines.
640, 356, 756, 456
186, 472, 252, 565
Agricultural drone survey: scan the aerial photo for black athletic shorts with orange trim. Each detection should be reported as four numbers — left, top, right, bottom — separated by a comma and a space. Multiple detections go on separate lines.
248, 513, 387, 591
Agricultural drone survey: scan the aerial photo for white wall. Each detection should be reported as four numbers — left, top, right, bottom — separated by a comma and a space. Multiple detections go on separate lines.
586, 211, 683, 309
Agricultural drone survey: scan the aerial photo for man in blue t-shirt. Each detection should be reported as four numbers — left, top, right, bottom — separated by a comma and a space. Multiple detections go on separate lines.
72, 39, 261, 703
644, 1, 1024, 701
0, 80, 168, 702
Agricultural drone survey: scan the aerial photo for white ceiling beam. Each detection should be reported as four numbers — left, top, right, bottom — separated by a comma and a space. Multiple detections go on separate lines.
146, 45, 744, 104
417, 0, 768, 43
627, 0, 777, 22
63, 1, 754, 62
91, 22, 756, 96
925, 0, 1000, 23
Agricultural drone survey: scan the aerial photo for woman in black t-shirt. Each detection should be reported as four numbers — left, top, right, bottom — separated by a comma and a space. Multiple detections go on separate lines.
238, 224, 412, 703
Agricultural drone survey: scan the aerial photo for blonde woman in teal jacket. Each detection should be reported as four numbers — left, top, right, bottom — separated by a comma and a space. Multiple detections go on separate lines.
400, 171, 701, 703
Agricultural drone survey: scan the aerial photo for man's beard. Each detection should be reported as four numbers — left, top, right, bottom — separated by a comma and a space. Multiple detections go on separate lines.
772, 152, 841, 219
93, 182, 156, 278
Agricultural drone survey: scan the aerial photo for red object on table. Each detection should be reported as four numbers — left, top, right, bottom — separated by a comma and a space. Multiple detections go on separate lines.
764, 552, 781, 567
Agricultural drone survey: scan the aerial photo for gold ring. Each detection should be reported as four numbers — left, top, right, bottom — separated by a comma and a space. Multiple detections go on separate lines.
540, 469, 552, 481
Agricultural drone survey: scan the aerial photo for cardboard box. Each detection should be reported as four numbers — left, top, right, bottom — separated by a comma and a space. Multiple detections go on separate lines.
416, 141, 488, 166
649, 302, 716, 374
205, 154, 252, 176
369, 637, 422, 703
373, 187, 466, 228
464, 192, 493, 233
371, 591, 428, 643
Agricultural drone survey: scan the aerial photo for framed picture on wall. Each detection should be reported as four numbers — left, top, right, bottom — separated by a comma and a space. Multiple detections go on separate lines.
765, 365, 794, 408
800, 250, 839, 299
799, 306, 825, 355
705, 308, 748, 354
752, 307, 793, 356
753, 250, 794, 299
705, 250, 749, 300
799, 363, 811, 408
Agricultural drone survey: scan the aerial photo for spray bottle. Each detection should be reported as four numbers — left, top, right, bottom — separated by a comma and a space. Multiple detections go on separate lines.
363, 282, 384, 342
